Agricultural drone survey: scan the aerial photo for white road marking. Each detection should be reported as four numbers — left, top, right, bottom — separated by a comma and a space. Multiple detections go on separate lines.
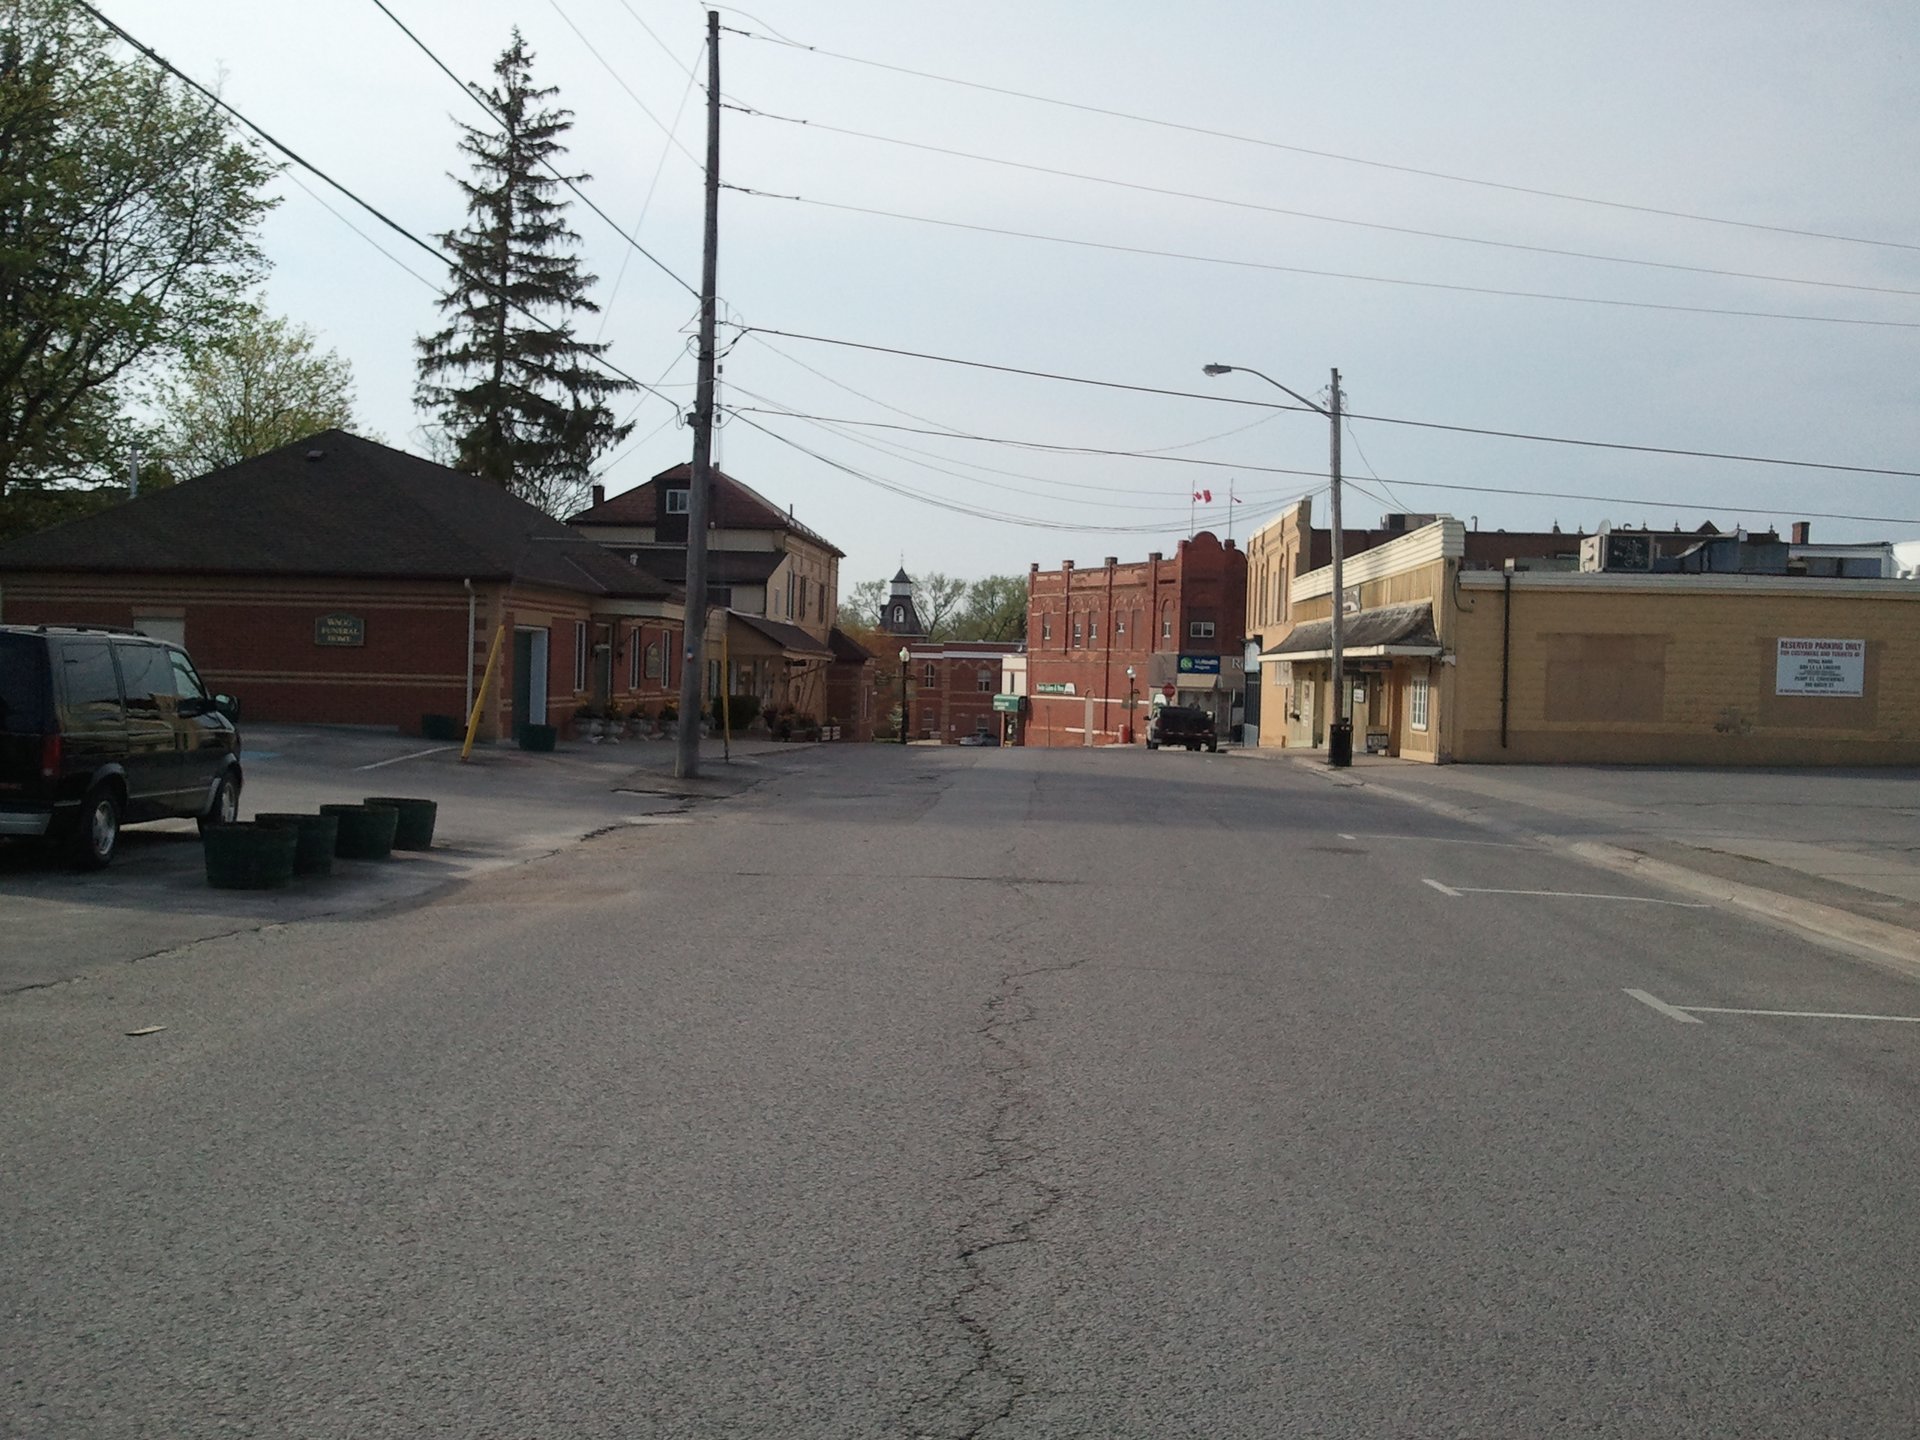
1422, 877, 1463, 897
1681, 1006, 1920, 1023
1623, 989, 1704, 1024
1453, 886, 1709, 908
355, 746, 455, 771
1342, 832, 1530, 848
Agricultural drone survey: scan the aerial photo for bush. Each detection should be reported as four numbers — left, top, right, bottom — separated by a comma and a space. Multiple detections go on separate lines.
658, 702, 678, 725
721, 694, 761, 729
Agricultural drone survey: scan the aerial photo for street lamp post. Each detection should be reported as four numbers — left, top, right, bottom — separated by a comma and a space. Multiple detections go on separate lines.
1203, 362, 1349, 767
898, 646, 910, 745
1125, 665, 1138, 743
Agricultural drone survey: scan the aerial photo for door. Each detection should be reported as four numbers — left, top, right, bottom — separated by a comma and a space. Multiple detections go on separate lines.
512, 628, 549, 736
169, 647, 232, 810
55, 640, 129, 811
113, 641, 182, 817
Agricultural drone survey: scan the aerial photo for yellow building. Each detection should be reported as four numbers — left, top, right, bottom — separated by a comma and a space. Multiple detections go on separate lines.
1259, 517, 1920, 765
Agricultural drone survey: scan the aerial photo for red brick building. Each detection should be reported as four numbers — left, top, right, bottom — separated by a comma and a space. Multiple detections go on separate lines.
0, 432, 685, 739
898, 640, 1022, 743
1025, 531, 1247, 747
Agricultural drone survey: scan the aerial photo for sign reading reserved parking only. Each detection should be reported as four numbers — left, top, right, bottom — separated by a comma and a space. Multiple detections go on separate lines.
1775, 637, 1865, 697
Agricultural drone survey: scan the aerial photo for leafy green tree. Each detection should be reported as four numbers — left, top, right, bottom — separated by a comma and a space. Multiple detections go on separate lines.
154, 307, 358, 474
914, 572, 968, 639
952, 574, 1029, 642
0, 0, 275, 528
415, 31, 632, 517
845, 578, 886, 627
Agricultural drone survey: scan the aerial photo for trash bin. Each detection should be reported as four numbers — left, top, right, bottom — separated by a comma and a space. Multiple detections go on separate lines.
1328, 719, 1354, 768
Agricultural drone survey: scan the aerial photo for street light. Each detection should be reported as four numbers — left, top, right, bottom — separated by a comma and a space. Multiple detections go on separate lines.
1203, 362, 1350, 768
1125, 665, 1137, 743
898, 646, 910, 745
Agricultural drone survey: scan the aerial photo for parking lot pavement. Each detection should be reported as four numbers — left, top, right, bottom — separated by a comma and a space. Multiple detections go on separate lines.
0, 725, 782, 994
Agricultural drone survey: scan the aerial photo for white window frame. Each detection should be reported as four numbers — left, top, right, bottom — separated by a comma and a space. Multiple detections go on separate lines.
1041, 613, 1052, 642
1072, 617, 1083, 647
1410, 671, 1431, 732
1161, 607, 1173, 641
1189, 620, 1216, 639
665, 488, 690, 514
923, 662, 937, 688
976, 668, 994, 693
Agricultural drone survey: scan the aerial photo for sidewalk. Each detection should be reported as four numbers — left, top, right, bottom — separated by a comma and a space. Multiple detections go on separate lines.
1234, 745, 1920, 971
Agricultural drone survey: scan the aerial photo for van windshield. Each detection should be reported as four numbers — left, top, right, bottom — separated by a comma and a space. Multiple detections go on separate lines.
0, 634, 48, 733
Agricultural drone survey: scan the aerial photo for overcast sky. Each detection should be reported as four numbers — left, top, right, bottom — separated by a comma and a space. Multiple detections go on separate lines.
107, 0, 1920, 590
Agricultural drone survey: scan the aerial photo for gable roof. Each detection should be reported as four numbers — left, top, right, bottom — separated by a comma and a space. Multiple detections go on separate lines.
828, 626, 875, 662
624, 547, 784, 588
0, 431, 675, 600
729, 611, 833, 656
571, 463, 845, 557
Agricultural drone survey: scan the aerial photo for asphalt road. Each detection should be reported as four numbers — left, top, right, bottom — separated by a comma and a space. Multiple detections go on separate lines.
5, 746, 1918, 1437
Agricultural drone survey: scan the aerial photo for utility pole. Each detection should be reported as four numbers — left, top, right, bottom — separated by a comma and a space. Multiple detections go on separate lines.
674, 9, 721, 781
128, 446, 141, 500
1328, 368, 1346, 763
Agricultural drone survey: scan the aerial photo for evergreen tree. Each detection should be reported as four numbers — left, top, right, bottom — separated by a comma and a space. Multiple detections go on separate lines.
415, 32, 632, 517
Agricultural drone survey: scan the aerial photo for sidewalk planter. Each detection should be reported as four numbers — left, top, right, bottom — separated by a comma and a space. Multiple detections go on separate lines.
202, 821, 299, 890
517, 723, 557, 753
363, 796, 437, 851
321, 802, 399, 860
253, 812, 339, 876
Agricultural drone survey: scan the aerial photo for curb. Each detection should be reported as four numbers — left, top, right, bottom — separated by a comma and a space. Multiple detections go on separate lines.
1256, 751, 1920, 979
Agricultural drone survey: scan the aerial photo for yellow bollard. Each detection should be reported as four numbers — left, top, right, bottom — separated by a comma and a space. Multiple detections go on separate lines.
460, 622, 508, 762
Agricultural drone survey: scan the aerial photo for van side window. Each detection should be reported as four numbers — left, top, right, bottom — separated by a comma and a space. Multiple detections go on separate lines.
169, 650, 209, 702
117, 644, 178, 713
61, 642, 122, 720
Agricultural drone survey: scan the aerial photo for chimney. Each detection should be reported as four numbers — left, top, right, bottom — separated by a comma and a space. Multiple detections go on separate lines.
1791, 521, 1810, 544
591, 483, 605, 507
1104, 555, 1118, 568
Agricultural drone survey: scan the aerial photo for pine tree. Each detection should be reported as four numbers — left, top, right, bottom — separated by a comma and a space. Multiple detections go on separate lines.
415, 32, 632, 517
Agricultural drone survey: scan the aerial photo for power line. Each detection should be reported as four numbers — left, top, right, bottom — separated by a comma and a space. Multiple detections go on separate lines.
725, 186, 1920, 331
727, 105, 1920, 300
75, 1, 683, 421
548, 0, 703, 165
738, 327, 1920, 480
725, 403, 1920, 527
729, 29, 1920, 256
366, 0, 702, 301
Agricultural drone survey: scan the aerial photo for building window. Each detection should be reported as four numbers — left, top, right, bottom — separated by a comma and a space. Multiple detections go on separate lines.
1073, 616, 1083, 647
1131, 609, 1142, 646
977, 668, 994, 692
629, 630, 640, 689
923, 662, 937, 688
1161, 605, 1172, 641
1041, 613, 1052, 642
1189, 620, 1216, 639
665, 488, 689, 514
1116, 613, 1125, 638
893, 605, 905, 627
574, 621, 588, 690
1410, 671, 1431, 731
645, 640, 662, 680
1089, 614, 1098, 643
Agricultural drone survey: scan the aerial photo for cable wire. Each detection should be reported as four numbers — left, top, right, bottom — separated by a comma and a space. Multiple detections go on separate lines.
725, 186, 1919, 331
729, 29, 1920, 255
739, 327, 1920, 480
727, 105, 1920, 299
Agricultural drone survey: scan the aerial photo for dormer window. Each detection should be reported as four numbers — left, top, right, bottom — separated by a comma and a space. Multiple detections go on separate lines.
665, 488, 690, 514
893, 606, 904, 625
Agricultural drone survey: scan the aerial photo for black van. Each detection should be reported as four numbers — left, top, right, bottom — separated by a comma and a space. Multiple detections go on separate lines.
1146, 704, 1218, 752
0, 625, 242, 867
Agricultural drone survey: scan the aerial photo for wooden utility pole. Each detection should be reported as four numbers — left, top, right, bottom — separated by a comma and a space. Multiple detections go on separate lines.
1328, 367, 1347, 764
674, 9, 721, 780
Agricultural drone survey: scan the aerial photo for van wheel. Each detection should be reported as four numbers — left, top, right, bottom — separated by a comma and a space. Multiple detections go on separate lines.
198, 772, 241, 834
69, 784, 122, 870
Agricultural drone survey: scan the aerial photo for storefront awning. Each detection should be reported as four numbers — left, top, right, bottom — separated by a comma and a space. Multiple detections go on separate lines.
1262, 601, 1441, 663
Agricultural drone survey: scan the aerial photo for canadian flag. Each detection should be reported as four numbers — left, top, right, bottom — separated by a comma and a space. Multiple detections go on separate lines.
1193, 488, 1212, 502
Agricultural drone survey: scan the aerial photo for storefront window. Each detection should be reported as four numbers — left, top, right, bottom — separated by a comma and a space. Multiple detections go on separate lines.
1410, 671, 1430, 731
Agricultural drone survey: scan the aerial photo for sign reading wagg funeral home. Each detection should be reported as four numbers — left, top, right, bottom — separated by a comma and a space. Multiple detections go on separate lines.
1775, 637, 1865, 697
314, 613, 366, 648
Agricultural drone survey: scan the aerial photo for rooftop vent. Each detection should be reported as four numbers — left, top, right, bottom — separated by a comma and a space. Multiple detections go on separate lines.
306, 448, 326, 462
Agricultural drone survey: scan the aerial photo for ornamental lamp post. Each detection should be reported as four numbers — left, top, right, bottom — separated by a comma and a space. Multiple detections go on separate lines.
898, 646, 910, 745
1125, 665, 1138, 743
1202, 361, 1350, 767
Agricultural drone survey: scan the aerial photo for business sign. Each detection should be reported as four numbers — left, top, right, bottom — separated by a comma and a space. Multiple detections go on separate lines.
1177, 654, 1221, 675
314, 613, 365, 647
1776, 637, 1865, 697
992, 693, 1024, 713
1034, 681, 1075, 695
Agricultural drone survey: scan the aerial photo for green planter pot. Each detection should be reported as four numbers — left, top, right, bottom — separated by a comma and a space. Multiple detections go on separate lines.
517, 723, 557, 753
253, 812, 339, 876
363, 796, 437, 851
321, 802, 399, 860
202, 821, 298, 890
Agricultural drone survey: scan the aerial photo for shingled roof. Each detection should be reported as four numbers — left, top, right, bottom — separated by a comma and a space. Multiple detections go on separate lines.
0, 431, 676, 600
572, 463, 845, 558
